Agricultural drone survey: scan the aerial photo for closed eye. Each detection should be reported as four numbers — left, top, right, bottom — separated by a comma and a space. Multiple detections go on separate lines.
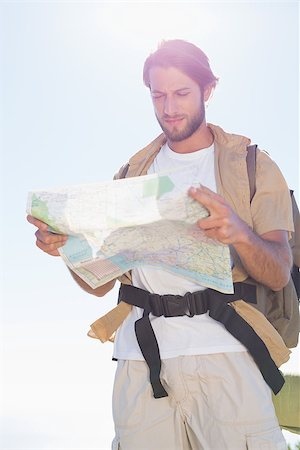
151, 93, 165, 100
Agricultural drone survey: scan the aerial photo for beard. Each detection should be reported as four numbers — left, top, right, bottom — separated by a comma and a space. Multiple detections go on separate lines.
156, 101, 205, 142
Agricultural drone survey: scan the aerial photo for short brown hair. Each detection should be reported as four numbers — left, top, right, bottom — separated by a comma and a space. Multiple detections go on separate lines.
143, 39, 219, 92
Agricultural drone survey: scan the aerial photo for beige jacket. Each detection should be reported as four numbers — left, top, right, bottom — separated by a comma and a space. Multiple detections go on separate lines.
89, 124, 294, 367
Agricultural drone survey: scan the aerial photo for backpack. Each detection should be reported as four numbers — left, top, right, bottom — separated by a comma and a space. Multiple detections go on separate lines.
246, 145, 300, 348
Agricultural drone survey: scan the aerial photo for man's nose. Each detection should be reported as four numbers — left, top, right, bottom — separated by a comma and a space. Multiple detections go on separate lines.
163, 96, 178, 116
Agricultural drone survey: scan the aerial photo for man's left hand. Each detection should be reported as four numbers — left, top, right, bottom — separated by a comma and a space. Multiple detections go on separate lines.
188, 185, 249, 245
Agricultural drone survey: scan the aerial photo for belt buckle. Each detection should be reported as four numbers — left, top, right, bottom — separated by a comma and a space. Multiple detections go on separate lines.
161, 294, 185, 317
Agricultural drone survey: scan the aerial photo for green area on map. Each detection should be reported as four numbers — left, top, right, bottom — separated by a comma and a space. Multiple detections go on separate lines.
143, 176, 174, 198
31, 194, 61, 232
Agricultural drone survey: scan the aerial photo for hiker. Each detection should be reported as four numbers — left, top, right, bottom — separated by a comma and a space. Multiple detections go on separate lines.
27, 40, 294, 449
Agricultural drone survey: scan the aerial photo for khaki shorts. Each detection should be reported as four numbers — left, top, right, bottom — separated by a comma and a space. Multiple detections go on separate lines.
112, 352, 287, 450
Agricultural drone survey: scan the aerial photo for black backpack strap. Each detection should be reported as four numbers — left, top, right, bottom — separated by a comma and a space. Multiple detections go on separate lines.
290, 190, 300, 298
246, 145, 300, 300
246, 144, 258, 202
119, 162, 130, 179
120, 283, 284, 396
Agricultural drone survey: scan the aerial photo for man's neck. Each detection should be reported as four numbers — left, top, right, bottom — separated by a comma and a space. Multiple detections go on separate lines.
167, 122, 214, 154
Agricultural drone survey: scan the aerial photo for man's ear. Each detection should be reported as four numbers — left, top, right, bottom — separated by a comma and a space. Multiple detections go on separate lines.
203, 84, 214, 102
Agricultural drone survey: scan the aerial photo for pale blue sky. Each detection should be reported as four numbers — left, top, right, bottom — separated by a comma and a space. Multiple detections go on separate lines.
1, 1, 299, 449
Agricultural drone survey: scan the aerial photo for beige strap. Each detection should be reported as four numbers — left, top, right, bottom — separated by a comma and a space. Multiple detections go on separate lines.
89, 301, 132, 343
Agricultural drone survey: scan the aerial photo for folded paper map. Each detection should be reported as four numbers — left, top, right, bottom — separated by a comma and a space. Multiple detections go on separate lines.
27, 168, 233, 293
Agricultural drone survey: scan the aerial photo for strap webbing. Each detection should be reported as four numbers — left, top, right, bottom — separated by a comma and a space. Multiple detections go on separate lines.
135, 313, 168, 398
246, 144, 257, 202
121, 284, 285, 398
208, 300, 284, 394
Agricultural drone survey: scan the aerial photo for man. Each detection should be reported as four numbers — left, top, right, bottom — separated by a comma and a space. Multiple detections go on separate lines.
27, 40, 294, 449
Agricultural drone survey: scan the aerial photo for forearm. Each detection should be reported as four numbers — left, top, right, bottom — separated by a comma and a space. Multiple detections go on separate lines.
233, 229, 293, 291
68, 268, 116, 297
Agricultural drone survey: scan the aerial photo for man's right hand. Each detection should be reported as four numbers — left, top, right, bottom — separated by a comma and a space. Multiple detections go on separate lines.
27, 215, 68, 256
27, 215, 116, 296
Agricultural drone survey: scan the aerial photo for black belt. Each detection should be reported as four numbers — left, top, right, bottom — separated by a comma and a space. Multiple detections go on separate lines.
118, 283, 285, 398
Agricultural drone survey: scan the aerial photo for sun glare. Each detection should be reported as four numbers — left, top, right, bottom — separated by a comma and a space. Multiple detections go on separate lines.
93, 3, 217, 51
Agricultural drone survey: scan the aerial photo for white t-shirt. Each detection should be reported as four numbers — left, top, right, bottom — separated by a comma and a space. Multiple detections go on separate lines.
113, 143, 247, 360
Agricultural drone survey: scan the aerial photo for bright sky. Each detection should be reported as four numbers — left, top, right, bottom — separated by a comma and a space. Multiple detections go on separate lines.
1, 1, 299, 449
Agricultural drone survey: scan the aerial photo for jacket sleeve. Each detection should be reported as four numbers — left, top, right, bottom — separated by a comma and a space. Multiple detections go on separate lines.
250, 149, 294, 236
